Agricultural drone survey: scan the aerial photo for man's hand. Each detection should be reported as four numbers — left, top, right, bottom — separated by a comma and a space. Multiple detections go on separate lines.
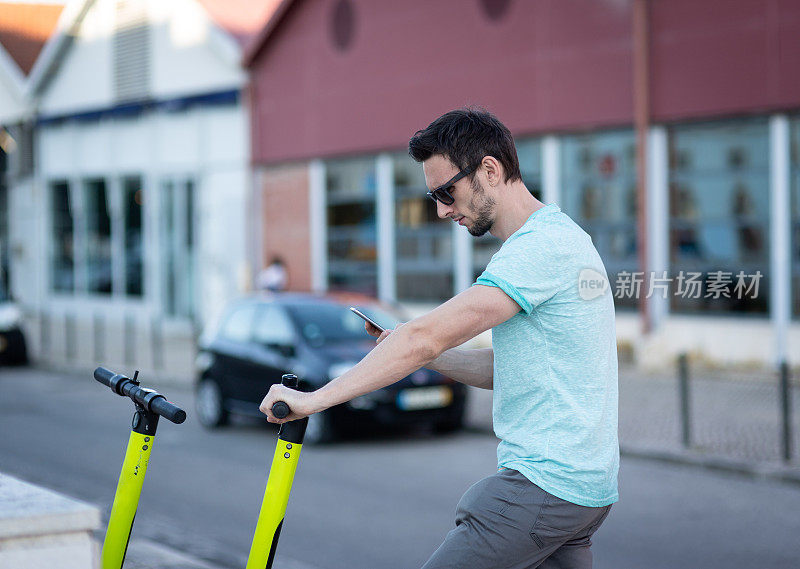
259, 384, 322, 424
364, 321, 401, 344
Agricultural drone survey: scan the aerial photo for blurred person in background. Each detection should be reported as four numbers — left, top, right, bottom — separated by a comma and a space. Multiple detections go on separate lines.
256, 255, 287, 292
260, 108, 618, 569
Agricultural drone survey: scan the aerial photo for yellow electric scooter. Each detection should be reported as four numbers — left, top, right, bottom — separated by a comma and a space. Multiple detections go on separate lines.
96, 367, 307, 569
93, 366, 187, 569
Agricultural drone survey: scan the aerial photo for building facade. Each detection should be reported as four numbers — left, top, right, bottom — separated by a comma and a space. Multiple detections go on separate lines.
245, 0, 800, 368
6, 0, 276, 379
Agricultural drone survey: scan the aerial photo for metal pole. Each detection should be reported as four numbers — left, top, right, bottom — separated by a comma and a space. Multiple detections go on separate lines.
94, 312, 105, 363
151, 316, 163, 370
633, 0, 651, 334
65, 313, 76, 361
40, 311, 50, 359
124, 314, 135, 366
678, 353, 691, 448
780, 361, 792, 462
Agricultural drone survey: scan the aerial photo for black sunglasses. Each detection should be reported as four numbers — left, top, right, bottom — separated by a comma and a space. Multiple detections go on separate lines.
426, 165, 475, 205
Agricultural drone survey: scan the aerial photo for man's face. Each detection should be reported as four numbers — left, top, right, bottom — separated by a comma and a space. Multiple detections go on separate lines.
422, 155, 496, 237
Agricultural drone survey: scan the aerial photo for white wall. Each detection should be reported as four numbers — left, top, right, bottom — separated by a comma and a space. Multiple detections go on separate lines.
38, 0, 115, 116
0, 74, 24, 125
614, 312, 800, 370
148, 0, 244, 99
8, 178, 45, 308
38, 0, 243, 117
0, 39, 28, 125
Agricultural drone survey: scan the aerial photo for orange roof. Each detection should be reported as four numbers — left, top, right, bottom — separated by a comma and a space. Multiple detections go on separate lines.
196, 0, 283, 46
0, 2, 63, 76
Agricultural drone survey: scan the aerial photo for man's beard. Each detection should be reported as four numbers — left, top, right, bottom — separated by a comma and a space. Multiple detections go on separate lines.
467, 177, 496, 237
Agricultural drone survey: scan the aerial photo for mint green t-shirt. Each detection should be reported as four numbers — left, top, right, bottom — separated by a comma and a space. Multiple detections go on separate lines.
475, 203, 619, 507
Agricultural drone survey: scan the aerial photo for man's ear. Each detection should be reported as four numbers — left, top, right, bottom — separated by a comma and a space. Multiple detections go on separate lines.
482, 156, 503, 187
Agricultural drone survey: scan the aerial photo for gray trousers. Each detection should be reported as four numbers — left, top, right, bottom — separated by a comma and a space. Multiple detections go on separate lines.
421, 469, 612, 569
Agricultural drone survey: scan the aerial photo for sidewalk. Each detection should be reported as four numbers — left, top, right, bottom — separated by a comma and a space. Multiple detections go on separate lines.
464, 366, 800, 483
117, 538, 225, 569
101, 536, 323, 569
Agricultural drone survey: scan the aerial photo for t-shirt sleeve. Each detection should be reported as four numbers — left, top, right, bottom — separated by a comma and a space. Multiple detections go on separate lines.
474, 232, 567, 314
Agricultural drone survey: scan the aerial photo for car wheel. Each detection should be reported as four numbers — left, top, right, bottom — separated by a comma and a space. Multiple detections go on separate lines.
196, 378, 229, 428
13, 336, 27, 365
434, 408, 465, 434
302, 410, 335, 445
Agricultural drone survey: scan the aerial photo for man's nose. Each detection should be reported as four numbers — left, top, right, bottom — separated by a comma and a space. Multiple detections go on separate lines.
436, 199, 452, 219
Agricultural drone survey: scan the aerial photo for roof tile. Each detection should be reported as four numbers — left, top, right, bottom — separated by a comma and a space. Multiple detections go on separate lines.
0, 2, 64, 75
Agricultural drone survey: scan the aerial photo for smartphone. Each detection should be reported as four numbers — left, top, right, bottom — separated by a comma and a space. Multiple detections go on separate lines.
349, 306, 386, 333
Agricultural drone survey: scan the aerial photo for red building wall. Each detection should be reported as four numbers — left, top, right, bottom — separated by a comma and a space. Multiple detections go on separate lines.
249, 0, 634, 164
260, 163, 312, 291
649, 0, 800, 123
248, 0, 800, 165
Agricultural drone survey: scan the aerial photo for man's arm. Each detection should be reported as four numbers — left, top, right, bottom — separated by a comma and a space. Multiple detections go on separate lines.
368, 324, 494, 389
259, 285, 518, 421
425, 347, 494, 390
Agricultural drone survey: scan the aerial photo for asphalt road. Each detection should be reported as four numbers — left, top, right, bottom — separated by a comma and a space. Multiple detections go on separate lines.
2, 367, 800, 569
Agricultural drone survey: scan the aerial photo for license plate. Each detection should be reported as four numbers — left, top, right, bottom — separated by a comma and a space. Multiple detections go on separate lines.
396, 386, 452, 411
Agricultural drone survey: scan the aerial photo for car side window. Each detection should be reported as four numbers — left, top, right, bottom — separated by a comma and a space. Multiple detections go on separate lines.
218, 304, 257, 343
253, 305, 295, 345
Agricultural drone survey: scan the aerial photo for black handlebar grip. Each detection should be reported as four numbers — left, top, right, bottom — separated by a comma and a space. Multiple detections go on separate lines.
272, 401, 290, 419
272, 373, 298, 418
93, 367, 116, 388
150, 396, 187, 424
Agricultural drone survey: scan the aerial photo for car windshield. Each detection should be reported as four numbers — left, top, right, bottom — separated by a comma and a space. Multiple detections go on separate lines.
287, 302, 401, 345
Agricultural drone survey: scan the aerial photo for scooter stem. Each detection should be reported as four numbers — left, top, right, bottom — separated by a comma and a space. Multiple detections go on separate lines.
246, 374, 308, 569
102, 407, 159, 569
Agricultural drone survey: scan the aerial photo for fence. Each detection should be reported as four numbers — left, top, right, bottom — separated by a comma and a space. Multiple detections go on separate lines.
619, 357, 800, 465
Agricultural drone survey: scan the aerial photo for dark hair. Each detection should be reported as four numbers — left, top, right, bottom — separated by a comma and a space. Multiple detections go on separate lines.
408, 108, 521, 183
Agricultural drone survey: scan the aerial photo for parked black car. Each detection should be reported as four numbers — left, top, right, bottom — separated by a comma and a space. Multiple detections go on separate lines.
194, 293, 467, 443
0, 282, 27, 365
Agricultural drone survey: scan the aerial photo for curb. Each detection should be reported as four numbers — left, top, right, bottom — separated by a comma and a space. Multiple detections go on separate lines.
619, 445, 800, 486
121, 537, 326, 569
122, 538, 227, 569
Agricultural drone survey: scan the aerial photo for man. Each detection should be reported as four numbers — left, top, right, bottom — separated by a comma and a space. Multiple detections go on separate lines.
260, 108, 619, 569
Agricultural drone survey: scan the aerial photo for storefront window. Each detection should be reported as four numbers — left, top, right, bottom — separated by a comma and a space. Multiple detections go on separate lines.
560, 130, 638, 309
84, 179, 112, 294
49, 177, 145, 300
123, 176, 143, 296
790, 118, 800, 318
160, 178, 195, 318
50, 181, 74, 292
393, 152, 453, 301
668, 120, 769, 314
326, 157, 377, 295
472, 137, 543, 280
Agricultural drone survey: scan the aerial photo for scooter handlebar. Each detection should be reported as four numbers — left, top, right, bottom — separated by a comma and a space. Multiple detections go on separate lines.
93, 366, 116, 387
93, 366, 186, 424
271, 373, 298, 419
150, 396, 187, 424
272, 401, 290, 419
